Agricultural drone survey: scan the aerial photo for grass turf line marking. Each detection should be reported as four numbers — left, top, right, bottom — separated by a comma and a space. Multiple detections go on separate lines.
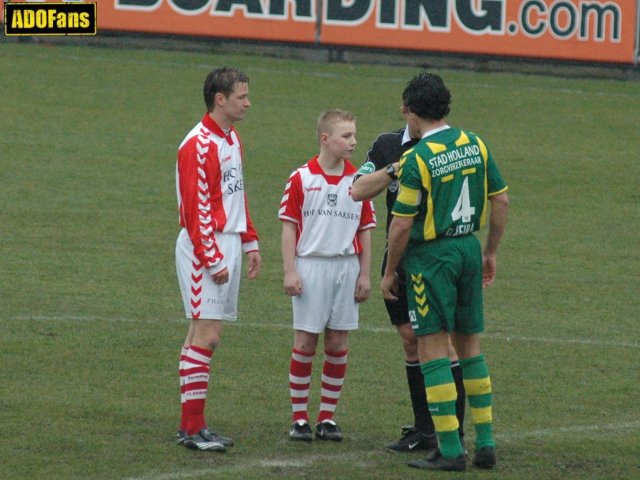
123, 451, 377, 480
122, 422, 640, 480
9, 315, 640, 349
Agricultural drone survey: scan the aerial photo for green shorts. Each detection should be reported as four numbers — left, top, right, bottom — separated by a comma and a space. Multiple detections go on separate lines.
403, 234, 484, 336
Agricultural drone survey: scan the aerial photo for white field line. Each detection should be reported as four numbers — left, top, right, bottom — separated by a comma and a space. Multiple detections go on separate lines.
10, 314, 640, 349
122, 451, 379, 480
122, 421, 640, 480
8, 313, 639, 478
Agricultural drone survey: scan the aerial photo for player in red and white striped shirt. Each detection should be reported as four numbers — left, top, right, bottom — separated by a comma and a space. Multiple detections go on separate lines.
175, 67, 261, 452
279, 109, 376, 442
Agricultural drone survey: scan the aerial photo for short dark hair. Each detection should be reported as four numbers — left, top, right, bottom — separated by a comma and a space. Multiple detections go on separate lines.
402, 72, 451, 121
203, 67, 249, 111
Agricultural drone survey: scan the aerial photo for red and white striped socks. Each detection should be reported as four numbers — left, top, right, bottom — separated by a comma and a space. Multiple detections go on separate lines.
289, 348, 313, 423
179, 346, 189, 433
318, 350, 347, 423
179, 345, 212, 435
288, 348, 348, 424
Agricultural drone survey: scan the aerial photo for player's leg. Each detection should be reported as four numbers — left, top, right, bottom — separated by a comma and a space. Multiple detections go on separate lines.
177, 323, 194, 444
176, 232, 225, 451
399, 324, 429, 433
447, 338, 467, 445
181, 319, 230, 451
382, 267, 438, 452
404, 241, 465, 471
314, 328, 348, 441
289, 257, 332, 441
289, 329, 319, 441
453, 334, 495, 468
421, 333, 466, 455
400, 322, 435, 435
453, 235, 496, 469
386, 320, 439, 452
396, 305, 465, 449
406, 332, 466, 471
175, 231, 239, 451
314, 256, 359, 441
176, 233, 194, 443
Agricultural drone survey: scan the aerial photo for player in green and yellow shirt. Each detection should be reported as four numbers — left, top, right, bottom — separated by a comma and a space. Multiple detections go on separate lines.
381, 72, 509, 472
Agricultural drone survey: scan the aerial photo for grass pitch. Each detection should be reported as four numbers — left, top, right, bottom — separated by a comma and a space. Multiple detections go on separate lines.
0, 41, 638, 479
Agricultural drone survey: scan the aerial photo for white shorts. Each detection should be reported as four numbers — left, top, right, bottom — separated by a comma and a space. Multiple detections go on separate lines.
292, 255, 360, 334
175, 228, 242, 321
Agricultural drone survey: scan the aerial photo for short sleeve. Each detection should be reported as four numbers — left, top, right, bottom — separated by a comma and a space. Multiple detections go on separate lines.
278, 171, 304, 223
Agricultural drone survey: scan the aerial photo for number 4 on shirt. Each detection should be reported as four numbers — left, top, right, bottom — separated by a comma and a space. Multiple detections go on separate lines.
451, 177, 475, 223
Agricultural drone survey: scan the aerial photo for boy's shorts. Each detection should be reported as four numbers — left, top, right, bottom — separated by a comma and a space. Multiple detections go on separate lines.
403, 234, 484, 336
175, 228, 242, 321
292, 255, 360, 334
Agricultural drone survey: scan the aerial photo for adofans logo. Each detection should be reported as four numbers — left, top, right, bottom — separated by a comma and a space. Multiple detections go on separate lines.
4, 2, 97, 36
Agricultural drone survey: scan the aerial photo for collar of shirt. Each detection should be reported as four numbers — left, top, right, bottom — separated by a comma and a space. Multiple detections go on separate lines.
308, 155, 358, 177
201, 113, 235, 145
401, 125, 413, 146
421, 124, 451, 139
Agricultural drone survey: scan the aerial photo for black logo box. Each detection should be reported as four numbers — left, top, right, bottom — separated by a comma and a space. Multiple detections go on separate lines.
4, 2, 97, 36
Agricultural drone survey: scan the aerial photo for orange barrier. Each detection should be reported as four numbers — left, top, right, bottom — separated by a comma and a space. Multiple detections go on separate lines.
97, 0, 316, 43
320, 0, 639, 64
2, 1, 638, 64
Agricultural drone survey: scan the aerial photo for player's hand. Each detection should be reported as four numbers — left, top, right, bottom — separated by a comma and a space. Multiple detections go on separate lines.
380, 272, 398, 301
284, 270, 302, 297
246, 251, 262, 280
212, 267, 229, 285
482, 254, 496, 287
354, 275, 371, 303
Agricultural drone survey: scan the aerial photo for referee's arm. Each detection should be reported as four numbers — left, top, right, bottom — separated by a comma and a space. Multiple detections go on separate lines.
352, 164, 396, 201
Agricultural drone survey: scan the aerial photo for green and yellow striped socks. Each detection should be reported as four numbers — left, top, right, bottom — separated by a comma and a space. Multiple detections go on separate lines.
421, 358, 464, 458
460, 354, 495, 449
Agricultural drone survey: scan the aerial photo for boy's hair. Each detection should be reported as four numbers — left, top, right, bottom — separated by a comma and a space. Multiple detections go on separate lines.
203, 67, 249, 111
402, 72, 451, 121
316, 108, 355, 142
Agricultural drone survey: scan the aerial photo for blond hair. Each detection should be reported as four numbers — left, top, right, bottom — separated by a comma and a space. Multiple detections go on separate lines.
316, 108, 355, 142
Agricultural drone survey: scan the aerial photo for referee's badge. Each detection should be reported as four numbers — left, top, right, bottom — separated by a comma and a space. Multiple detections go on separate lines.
327, 194, 338, 207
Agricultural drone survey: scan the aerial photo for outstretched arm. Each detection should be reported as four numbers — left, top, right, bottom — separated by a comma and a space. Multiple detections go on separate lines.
351, 163, 397, 201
